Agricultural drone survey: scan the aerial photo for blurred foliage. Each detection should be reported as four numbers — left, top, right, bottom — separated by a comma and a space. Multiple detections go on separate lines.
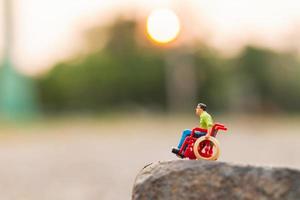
37, 19, 166, 112
234, 47, 300, 112
36, 17, 300, 113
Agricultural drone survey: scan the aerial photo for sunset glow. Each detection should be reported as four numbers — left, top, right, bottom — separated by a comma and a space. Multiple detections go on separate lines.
146, 9, 180, 44
2, 0, 300, 75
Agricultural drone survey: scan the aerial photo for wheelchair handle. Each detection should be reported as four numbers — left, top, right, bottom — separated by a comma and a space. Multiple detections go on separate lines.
191, 123, 228, 137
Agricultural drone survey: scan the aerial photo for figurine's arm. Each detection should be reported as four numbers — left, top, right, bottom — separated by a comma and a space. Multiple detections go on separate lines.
205, 127, 212, 138
204, 116, 213, 138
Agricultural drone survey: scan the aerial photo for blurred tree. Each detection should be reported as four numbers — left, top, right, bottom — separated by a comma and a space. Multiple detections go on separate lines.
38, 19, 166, 112
234, 46, 300, 112
36, 17, 300, 114
193, 46, 230, 112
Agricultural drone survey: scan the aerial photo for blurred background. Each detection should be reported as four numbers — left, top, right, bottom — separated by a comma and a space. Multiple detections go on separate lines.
0, 0, 300, 199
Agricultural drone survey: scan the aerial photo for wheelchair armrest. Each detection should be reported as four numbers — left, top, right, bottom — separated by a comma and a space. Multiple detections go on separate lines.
191, 127, 207, 137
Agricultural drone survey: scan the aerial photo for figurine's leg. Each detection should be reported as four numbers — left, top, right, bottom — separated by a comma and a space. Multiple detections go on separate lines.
177, 129, 192, 149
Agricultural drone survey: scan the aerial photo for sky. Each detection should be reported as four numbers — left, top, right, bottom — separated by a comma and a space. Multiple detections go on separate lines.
1, 0, 300, 75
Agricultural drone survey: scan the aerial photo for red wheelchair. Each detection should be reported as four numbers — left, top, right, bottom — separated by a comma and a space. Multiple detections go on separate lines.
178, 123, 227, 160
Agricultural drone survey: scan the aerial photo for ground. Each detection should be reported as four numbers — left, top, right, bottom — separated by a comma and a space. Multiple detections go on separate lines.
0, 114, 299, 200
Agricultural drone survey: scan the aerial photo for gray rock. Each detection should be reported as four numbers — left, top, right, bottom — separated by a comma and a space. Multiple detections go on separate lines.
132, 160, 300, 200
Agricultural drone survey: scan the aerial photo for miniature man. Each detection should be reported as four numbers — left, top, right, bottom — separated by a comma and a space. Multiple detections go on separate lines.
172, 103, 213, 157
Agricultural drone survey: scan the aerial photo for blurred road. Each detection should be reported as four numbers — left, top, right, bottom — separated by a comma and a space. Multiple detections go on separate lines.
0, 114, 299, 200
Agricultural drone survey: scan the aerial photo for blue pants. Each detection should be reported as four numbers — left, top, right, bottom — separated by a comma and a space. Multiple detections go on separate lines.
177, 129, 206, 149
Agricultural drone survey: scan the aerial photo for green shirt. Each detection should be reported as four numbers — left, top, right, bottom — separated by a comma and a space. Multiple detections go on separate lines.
199, 111, 213, 129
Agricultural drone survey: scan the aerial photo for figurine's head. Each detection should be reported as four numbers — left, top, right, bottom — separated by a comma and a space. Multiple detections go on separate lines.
195, 103, 207, 116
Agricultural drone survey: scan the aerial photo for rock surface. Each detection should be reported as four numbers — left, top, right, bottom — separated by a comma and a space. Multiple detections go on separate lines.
132, 160, 300, 200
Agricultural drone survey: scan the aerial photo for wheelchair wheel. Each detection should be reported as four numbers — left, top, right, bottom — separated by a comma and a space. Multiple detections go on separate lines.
193, 136, 220, 161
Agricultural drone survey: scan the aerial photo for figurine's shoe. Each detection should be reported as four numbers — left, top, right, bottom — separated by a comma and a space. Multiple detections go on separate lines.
171, 147, 184, 158
172, 147, 180, 154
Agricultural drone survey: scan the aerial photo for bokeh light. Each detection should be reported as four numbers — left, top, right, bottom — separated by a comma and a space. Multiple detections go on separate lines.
146, 8, 180, 44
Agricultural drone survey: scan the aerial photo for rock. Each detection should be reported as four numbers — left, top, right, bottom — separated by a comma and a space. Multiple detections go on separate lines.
132, 160, 300, 200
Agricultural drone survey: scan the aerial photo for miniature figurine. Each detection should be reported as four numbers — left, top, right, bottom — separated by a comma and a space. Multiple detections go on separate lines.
171, 103, 227, 160
172, 103, 213, 155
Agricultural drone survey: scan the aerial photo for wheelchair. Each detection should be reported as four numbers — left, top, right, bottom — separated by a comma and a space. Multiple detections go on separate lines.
178, 123, 227, 160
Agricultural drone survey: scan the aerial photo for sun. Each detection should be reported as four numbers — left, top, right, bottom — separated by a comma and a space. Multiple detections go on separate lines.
146, 8, 181, 44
